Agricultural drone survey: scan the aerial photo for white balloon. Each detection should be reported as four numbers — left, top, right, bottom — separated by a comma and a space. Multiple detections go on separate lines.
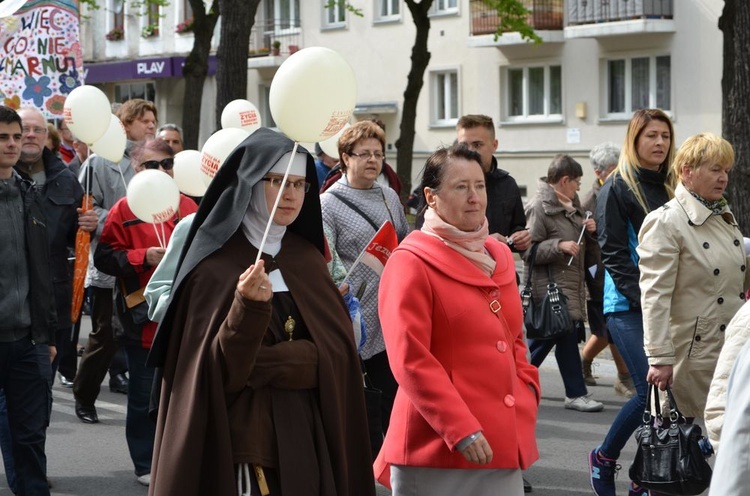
127, 170, 181, 225
318, 122, 350, 160
63, 85, 112, 145
0, 0, 27, 18
270, 47, 356, 143
173, 150, 206, 197
90, 115, 126, 163
200, 128, 250, 186
221, 99, 262, 134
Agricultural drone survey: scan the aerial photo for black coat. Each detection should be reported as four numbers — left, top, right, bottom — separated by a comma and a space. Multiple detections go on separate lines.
14, 172, 57, 344
16, 148, 83, 329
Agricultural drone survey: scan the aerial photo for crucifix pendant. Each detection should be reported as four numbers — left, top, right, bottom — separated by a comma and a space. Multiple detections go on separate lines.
284, 316, 295, 341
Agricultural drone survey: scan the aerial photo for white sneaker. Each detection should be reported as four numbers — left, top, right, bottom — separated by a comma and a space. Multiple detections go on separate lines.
565, 395, 604, 412
137, 474, 151, 486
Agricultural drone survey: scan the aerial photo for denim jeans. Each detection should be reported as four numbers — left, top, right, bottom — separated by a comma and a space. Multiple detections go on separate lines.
0, 389, 17, 493
528, 323, 588, 399
0, 336, 51, 496
123, 344, 155, 476
599, 311, 649, 460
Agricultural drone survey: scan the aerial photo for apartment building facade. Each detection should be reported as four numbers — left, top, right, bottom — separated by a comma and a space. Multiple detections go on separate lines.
81, 0, 723, 194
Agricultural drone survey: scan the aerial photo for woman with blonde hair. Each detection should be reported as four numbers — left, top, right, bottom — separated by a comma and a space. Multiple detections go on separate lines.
639, 133, 748, 445
588, 109, 676, 496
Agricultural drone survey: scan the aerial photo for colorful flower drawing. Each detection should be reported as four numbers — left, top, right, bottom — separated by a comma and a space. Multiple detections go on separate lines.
59, 69, 80, 94
22, 76, 53, 107
46, 94, 66, 115
4, 95, 20, 110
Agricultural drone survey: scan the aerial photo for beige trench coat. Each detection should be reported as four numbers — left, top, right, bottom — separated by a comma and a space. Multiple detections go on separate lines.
637, 183, 750, 418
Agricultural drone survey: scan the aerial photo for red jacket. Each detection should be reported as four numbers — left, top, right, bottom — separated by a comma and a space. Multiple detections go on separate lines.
374, 231, 540, 487
96, 194, 198, 348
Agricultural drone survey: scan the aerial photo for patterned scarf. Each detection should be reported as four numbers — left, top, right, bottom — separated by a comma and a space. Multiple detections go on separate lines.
421, 207, 496, 277
689, 190, 727, 215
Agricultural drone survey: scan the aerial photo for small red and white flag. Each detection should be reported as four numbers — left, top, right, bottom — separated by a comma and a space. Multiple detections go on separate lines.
346, 221, 398, 278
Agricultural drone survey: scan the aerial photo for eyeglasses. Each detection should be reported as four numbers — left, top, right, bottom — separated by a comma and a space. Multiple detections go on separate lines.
141, 158, 174, 170
261, 176, 311, 193
348, 151, 385, 161
22, 126, 47, 136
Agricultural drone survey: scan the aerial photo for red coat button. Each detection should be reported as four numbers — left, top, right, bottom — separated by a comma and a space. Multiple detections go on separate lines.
496, 341, 507, 353
504, 395, 515, 407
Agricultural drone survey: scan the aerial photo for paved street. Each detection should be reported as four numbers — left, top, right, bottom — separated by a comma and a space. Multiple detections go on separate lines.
0, 320, 640, 496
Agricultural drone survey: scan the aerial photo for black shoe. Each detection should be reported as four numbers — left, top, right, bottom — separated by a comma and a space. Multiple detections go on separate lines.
75, 401, 99, 424
523, 476, 532, 493
109, 373, 128, 394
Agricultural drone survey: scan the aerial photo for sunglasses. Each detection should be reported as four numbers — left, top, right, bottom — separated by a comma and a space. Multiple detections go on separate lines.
140, 158, 174, 171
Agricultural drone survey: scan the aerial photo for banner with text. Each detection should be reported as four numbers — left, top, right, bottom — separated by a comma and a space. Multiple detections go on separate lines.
0, 0, 83, 118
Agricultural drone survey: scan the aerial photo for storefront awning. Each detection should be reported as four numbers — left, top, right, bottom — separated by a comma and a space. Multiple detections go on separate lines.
84, 55, 218, 83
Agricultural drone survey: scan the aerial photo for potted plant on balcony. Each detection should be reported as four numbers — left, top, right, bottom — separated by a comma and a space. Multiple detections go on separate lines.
176, 17, 194, 34
141, 24, 159, 38
105, 27, 124, 41
288, 44, 299, 54
272, 40, 281, 56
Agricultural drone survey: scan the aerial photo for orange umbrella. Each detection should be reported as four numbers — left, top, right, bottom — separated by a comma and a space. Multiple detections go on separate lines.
71, 193, 92, 323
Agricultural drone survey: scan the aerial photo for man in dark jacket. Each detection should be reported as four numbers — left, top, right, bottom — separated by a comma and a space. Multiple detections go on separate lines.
456, 114, 530, 250
0, 105, 56, 495
15, 107, 97, 387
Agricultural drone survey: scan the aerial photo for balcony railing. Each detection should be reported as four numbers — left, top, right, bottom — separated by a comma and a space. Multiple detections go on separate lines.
568, 0, 673, 26
248, 18, 302, 58
470, 0, 564, 37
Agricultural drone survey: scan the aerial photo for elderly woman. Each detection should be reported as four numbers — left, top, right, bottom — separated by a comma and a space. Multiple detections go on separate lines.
639, 133, 749, 419
374, 143, 539, 495
94, 139, 198, 485
580, 142, 635, 398
320, 120, 408, 455
523, 154, 603, 413
146, 129, 375, 496
588, 109, 676, 496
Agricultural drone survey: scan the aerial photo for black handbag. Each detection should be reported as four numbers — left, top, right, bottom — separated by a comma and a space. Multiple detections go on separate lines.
629, 385, 713, 495
520, 244, 574, 340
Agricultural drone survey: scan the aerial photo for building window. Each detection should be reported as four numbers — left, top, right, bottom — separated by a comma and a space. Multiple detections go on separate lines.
114, 82, 156, 104
430, 0, 458, 16
323, 0, 346, 28
375, 0, 400, 22
260, 85, 277, 128
504, 64, 562, 122
431, 69, 459, 126
109, 0, 124, 30
266, 0, 301, 33
180, 0, 193, 22
606, 55, 671, 116
140, 2, 160, 37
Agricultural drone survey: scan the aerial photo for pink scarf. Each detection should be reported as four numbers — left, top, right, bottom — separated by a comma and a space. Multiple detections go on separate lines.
421, 207, 496, 277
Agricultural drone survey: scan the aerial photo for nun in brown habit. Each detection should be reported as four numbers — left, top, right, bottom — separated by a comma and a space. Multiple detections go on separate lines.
146, 128, 375, 496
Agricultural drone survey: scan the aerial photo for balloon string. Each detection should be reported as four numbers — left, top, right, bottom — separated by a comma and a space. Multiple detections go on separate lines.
152, 222, 164, 250
255, 142, 299, 265
160, 221, 167, 250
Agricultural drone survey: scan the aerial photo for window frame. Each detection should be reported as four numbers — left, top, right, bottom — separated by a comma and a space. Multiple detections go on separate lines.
179, 0, 193, 23
141, 2, 160, 36
108, 0, 125, 31
113, 82, 156, 104
374, 0, 401, 23
322, 0, 347, 30
601, 53, 672, 120
268, 0, 301, 35
429, 68, 461, 128
429, 0, 459, 17
501, 62, 563, 124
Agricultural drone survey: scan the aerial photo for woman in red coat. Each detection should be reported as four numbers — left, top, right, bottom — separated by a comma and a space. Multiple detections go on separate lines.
375, 143, 540, 495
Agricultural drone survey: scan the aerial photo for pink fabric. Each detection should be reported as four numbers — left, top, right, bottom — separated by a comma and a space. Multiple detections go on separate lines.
421, 207, 496, 276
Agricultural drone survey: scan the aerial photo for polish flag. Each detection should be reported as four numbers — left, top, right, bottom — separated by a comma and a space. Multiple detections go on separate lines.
347, 221, 398, 278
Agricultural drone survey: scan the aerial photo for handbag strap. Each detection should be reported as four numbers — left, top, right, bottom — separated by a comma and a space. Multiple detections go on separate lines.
524, 243, 540, 290
645, 384, 684, 424
328, 191, 379, 232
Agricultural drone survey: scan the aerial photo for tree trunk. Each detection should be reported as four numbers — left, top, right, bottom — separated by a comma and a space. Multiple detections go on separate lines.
215, 0, 262, 130
180, 0, 220, 150
721, 0, 750, 234
396, 0, 433, 201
